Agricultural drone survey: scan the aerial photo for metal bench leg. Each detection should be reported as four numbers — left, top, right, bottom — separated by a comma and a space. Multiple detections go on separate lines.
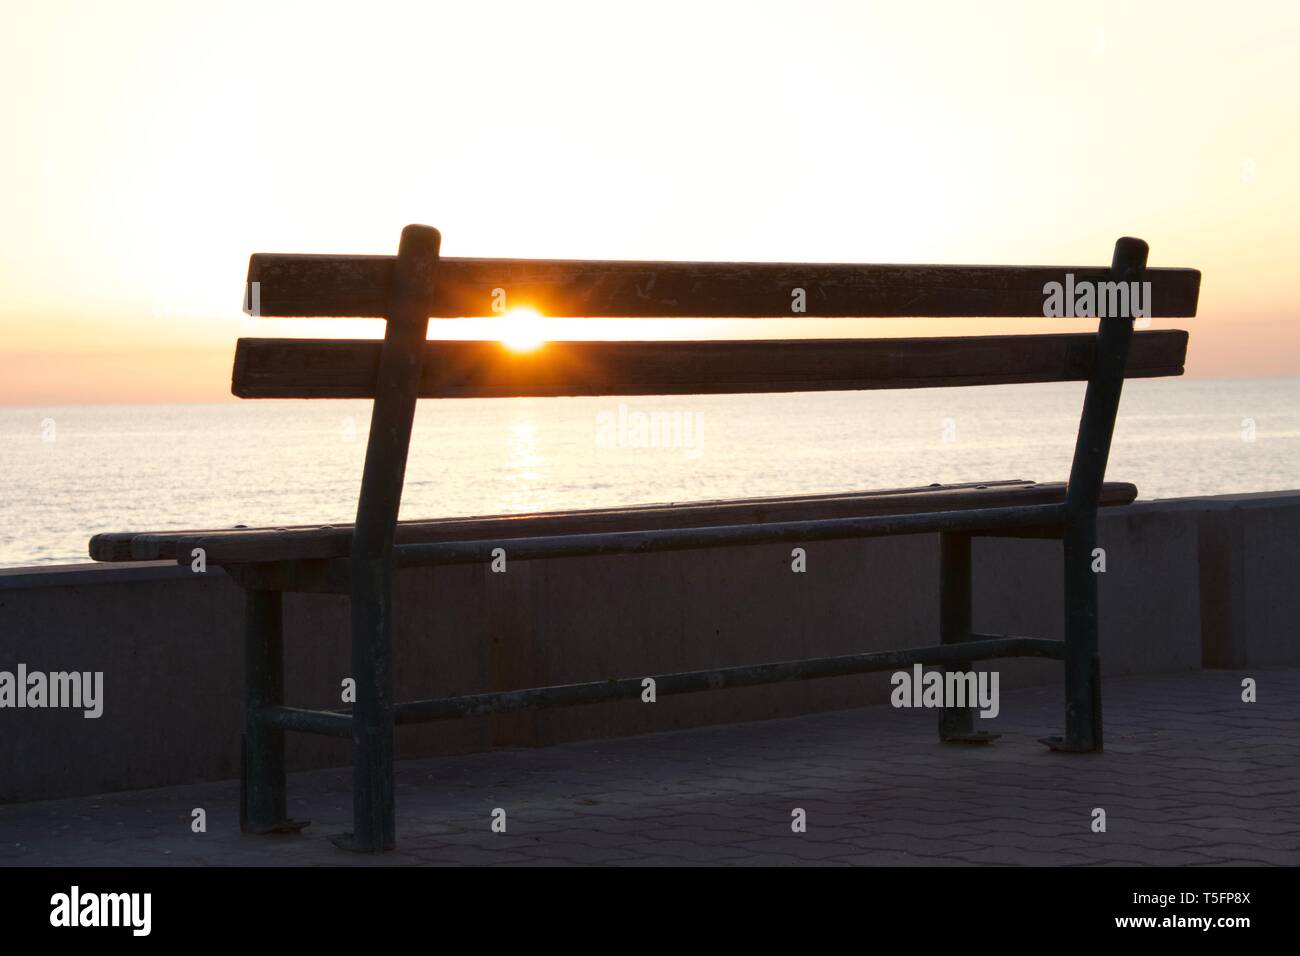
329, 225, 439, 853
241, 588, 306, 834
1040, 237, 1146, 754
338, 562, 397, 853
269, 224, 438, 853
938, 532, 996, 744
1054, 517, 1103, 752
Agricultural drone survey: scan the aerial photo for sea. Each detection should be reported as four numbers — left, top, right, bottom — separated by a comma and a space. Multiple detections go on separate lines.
2, 376, 1298, 568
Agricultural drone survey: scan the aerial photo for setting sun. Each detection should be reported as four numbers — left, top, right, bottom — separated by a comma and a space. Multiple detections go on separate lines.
498, 307, 547, 352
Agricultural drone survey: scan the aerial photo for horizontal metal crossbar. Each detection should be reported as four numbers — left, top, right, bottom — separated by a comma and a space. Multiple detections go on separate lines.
260, 706, 352, 738
392, 502, 1070, 566
396, 636, 1063, 722
257, 635, 1063, 736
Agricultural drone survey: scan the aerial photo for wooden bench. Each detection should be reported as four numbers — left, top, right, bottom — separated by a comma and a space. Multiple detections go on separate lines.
89, 226, 1199, 853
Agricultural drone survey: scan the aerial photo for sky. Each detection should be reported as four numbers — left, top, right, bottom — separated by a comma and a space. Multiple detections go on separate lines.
0, 0, 1297, 404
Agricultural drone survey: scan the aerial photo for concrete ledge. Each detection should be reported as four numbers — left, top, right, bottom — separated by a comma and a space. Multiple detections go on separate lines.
0, 561, 210, 590
0, 491, 1295, 803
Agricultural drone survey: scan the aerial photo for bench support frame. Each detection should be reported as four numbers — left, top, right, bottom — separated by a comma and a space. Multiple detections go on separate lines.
234, 231, 1149, 852
240, 588, 306, 835
1050, 236, 1147, 753
938, 532, 996, 744
339, 226, 439, 852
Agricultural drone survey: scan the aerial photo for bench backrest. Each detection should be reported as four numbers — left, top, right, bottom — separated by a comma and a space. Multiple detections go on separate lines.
232, 225, 1199, 562
236, 235, 1198, 399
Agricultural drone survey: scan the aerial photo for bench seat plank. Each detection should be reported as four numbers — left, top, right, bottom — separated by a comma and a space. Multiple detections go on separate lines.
92, 480, 1037, 561
127, 479, 1136, 565
232, 331, 1188, 399
246, 254, 1201, 319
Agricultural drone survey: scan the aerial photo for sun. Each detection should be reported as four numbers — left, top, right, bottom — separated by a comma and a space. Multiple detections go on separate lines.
498, 307, 547, 352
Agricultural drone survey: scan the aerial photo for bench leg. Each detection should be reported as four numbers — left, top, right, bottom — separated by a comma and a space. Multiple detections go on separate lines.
340, 561, 397, 853
938, 532, 995, 743
328, 226, 438, 853
1044, 240, 1145, 753
242, 588, 301, 834
1053, 518, 1104, 753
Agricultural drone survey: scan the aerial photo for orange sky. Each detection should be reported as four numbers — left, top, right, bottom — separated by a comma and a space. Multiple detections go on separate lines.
1, 0, 1297, 404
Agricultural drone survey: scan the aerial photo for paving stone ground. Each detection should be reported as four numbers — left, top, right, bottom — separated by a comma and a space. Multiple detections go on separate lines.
1, 670, 1297, 866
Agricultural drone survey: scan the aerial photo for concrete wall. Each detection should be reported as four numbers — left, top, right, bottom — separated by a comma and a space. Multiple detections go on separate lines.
1182, 492, 1300, 669
1, 491, 1293, 804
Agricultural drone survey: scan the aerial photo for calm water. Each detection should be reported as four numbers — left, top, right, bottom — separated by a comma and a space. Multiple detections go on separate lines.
2, 377, 1299, 568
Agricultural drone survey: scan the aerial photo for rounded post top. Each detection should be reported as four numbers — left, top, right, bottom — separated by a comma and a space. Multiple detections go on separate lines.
390, 225, 441, 309
1111, 237, 1149, 279
398, 224, 441, 262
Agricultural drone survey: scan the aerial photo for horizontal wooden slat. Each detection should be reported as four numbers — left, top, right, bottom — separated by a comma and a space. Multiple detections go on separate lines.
90, 479, 1037, 562
160, 480, 1136, 565
245, 254, 1201, 319
231, 331, 1188, 399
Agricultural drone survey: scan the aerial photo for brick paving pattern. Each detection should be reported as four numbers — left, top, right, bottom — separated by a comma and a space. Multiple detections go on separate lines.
1, 671, 1296, 866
